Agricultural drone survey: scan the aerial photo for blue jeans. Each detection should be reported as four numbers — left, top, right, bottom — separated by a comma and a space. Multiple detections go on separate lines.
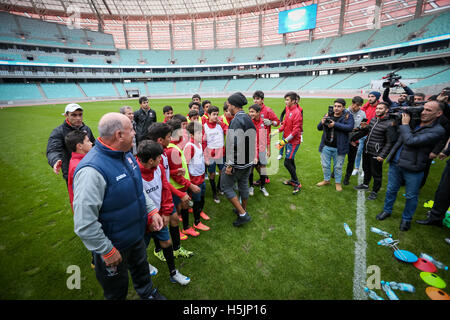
320, 145, 346, 183
382, 163, 424, 222
355, 136, 366, 169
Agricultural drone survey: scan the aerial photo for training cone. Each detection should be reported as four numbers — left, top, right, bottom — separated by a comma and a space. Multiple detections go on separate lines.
393, 250, 418, 263
420, 272, 447, 289
425, 287, 450, 300
413, 258, 437, 273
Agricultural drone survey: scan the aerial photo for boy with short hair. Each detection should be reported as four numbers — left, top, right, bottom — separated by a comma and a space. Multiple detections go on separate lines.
147, 122, 194, 258
171, 114, 189, 149
252, 90, 279, 186
188, 101, 201, 118
183, 121, 210, 232
203, 105, 228, 203
201, 100, 211, 124
137, 140, 191, 285
166, 118, 202, 237
65, 130, 93, 211
248, 104, 270, 197
163, 105, 174, 123
219, 102, 234, 128
277, 91, 303, 195
187, 109, 200, 123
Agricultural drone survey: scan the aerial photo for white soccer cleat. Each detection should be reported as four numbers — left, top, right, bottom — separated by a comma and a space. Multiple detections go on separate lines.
148, 263, 158, 276
170, 270, 191, 285
249, 187, 254, 196
260, 187, 269, 197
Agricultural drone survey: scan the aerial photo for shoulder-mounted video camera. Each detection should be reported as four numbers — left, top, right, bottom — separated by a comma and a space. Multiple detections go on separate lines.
382, 72, 402, 88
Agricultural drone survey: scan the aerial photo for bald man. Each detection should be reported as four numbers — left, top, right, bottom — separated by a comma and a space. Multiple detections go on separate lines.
73, 112, 166, 300
376, 100, 445, 231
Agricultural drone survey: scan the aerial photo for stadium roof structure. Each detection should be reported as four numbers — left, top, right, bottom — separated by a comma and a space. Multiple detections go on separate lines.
1, 0, 449, 50
1, 0, 292, 19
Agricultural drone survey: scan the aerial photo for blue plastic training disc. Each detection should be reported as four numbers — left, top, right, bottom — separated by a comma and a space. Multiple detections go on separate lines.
394, 250, 418, 263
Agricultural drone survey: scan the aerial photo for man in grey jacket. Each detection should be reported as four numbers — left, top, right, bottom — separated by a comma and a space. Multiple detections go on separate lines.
73, 112, 165, 300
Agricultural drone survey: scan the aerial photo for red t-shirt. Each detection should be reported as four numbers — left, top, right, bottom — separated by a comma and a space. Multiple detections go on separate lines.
68, 152, 86, 213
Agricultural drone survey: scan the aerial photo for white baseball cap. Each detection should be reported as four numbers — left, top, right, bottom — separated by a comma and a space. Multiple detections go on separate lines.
63, 103, 83, 115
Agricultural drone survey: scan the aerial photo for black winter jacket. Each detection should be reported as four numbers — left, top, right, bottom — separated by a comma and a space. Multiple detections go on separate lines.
352, 116, 395, 158
387, 121, 445, 172
134, 108, 157, 144
46, 120, 95, 181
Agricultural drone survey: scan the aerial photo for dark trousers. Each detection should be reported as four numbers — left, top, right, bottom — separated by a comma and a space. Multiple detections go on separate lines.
430, 160, 450, 219
93, 239, 154, 300
345, 143, 358, 179
362, 151, 383, 192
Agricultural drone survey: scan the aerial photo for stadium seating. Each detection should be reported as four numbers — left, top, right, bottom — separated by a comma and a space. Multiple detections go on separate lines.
225, 78, 256, 92
275, 75, 316, 91
175, 80, 201, 94
0, 83, 43, 101
40, 83, 84, 99
410, 67, 450, 88
147, 81, 175, 95
78, 82, 117, 97
200, 79, 229, 94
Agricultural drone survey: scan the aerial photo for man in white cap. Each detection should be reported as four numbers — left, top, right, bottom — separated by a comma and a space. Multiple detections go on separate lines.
46, 103, 95, 184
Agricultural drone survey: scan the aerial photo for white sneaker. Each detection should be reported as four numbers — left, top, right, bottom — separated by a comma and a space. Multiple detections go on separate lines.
277, 155, 282, 160
170, 269, 191, 285
249, 187, 254, 196
148, 263, 158, 276
351, 169, 358, 176
260, 187, 269, 197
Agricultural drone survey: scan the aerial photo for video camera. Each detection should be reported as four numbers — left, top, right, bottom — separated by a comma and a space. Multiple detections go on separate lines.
323, 105, 334, 125
382, 72, 402, 88
388, 105, 424, 123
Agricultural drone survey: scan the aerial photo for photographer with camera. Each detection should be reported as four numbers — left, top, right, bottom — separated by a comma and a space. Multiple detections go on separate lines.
376, 100, 445, 231
317, 99, 354, 191
353, 102, 395, 200
382, 73, 414, 108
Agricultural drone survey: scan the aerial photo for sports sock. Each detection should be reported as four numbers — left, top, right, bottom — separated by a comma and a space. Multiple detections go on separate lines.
193, 201, 201, 225
284, 158, 298, 183
181, 208, 189, 230
200, 195, 205, 213
260, 174, 266, 188
169, 225, 181, 251
154, 237, 162, 252
162, 245, 176, 276
209, 177, 217, 195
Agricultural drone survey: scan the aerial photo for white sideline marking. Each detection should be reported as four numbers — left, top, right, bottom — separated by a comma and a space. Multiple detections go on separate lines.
353, 173, 367, 300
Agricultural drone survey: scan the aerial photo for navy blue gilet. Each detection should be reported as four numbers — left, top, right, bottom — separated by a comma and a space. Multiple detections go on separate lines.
74, 139, 147, 251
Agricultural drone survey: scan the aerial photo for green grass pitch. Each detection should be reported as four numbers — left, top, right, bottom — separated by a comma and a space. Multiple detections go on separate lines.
0, 97, 448, 300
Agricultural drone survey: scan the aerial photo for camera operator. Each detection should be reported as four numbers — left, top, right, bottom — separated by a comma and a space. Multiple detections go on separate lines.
376, 100, 445, 231
317, 99, 354, 191
353, 102, 395, 200
382, 81, 414, 108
